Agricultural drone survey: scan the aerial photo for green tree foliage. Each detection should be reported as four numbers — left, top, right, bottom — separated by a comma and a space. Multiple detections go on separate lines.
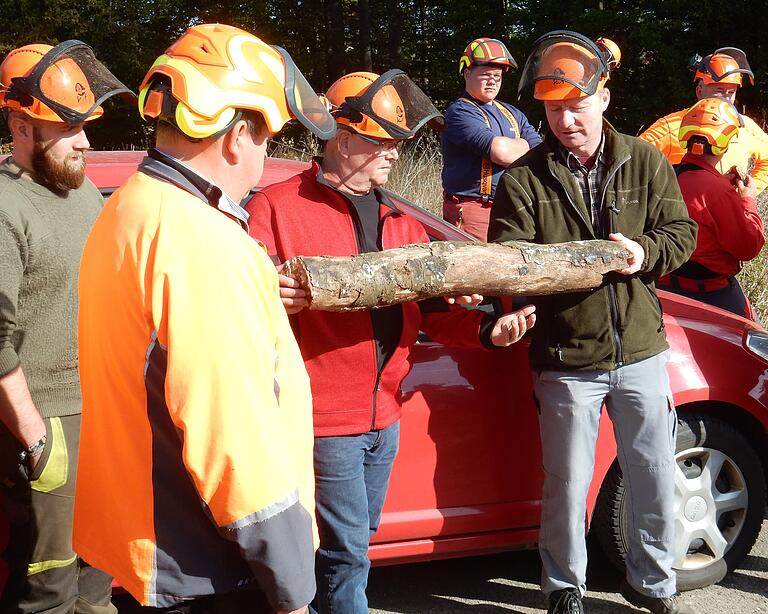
0, 0, 765, 148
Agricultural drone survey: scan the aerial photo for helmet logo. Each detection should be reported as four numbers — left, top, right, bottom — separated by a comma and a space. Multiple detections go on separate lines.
396, 104, 404, 123
75, 82, 87, 102
552, 67, 566, 85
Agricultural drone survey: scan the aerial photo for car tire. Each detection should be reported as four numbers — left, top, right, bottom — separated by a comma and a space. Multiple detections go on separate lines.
592, 413, 766, 591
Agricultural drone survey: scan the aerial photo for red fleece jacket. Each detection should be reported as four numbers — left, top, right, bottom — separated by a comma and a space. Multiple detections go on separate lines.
246, 160, 488, 436
677, 154, 764, 276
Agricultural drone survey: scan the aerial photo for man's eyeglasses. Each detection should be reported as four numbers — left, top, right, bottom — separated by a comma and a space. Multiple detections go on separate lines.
355, 133, 404, 152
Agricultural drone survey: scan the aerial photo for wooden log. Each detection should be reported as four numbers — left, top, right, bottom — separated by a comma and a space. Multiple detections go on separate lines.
283, 240, 630, 312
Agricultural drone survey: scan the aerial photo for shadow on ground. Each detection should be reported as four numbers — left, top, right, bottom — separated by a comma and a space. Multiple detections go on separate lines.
367, 540, 636, 613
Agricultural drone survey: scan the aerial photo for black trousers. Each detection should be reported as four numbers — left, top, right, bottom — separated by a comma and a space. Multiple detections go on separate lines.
0, 414, 115, 614
658, 275, 751, 319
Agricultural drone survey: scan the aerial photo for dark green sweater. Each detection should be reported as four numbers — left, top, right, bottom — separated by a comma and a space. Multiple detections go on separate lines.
489, 123, 698, 371
0, 159, 102, 417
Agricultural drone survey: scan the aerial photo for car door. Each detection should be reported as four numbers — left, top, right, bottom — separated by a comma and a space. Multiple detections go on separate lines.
369, 203, 545, 560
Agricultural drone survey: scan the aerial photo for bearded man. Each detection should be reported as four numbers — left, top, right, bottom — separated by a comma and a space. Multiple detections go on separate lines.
0, 41, 133, 613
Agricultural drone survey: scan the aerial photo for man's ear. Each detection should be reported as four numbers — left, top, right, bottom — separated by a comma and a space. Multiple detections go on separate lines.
8, 112, 32, 141
336, 129, 352, 158
600, 87, 611, 112
223, 118, 254, 162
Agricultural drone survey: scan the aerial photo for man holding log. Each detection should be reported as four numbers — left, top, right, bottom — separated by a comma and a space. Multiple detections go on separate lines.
489, 31, 698, 614
246, 70, 535, 614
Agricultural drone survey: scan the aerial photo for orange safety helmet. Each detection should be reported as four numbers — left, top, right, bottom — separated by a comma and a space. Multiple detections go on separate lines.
325, 71, 399, 140
0, 43, 104, 123
458, 38, 517, 74
138, 23, 335, 140
326, 69, 443, 140
518, 31, 618, 101
596, 37, 621, 70
690, 48, 755, 87
678, 97, 742, 156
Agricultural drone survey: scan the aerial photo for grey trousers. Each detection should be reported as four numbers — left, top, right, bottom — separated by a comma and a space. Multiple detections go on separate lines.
533, 352, 677, 599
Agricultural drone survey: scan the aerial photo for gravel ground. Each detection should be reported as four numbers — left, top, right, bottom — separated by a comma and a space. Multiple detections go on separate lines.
368, 511, 768, 614
112, 512, 767, 613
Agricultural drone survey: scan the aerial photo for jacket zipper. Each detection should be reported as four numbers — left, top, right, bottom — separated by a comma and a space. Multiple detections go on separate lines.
371, 367, 382, 430
340, 194, 381, 429
548, 167, 589, 366
548, 152, 631, 367
600, 154, 630, 367
371, 207, 399, 430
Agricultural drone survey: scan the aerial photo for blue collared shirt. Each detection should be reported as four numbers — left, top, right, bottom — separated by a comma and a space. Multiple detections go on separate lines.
440, 92, 542, 198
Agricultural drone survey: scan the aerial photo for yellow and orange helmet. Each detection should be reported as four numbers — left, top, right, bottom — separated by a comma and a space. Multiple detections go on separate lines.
0, 41, 133, 124
678, 97, 742, 156
518, 31, 619, 101
138, 23, 335, 140
690, 47, 754, 87
458, 38, 517, 74
326, 69, 443, 140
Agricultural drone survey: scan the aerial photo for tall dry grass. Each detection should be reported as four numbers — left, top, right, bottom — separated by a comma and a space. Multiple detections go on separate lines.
269, 131, 444, 216
737, 191, 768, 322
385, 132, 444, 216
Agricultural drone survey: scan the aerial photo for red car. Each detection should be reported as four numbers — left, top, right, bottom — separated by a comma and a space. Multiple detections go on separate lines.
3, 151, 766, 595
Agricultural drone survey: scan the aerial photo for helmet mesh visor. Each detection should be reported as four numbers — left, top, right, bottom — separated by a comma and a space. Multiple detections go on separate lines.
353, 71, 443, 139
519, 36, 605, 96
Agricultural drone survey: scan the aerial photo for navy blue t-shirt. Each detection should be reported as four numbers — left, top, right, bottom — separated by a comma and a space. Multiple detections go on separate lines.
440, 92, 542, 198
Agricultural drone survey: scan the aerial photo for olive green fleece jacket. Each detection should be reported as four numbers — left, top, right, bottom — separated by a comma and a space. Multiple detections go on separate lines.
0, 158, 102, 417
488, 122, 698, 371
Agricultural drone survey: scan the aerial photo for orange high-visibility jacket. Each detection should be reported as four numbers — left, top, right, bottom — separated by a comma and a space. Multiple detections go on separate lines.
74, 169, 316, 610
639, 108, 768, 193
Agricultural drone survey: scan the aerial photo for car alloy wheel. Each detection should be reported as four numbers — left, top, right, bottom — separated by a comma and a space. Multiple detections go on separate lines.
592, 413, 766, 590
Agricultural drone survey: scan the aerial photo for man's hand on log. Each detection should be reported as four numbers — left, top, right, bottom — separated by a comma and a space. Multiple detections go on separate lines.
277, 263, 309, 314
445, 293, 484, 306
608, 233, 644, 275
491, 304, 536, 347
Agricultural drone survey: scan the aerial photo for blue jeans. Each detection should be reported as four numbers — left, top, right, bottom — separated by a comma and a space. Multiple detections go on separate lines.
311, 421, 400, 614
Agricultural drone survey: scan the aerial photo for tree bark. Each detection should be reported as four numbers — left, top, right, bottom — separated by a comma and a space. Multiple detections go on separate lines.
284, 239, 630, 311
325, 0, 346, 81
358, 0, 372, 71
387, 0, 402, 68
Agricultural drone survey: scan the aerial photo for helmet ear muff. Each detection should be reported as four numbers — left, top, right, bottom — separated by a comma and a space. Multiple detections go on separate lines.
5, 79, 35, 108
689, 137, 709, 156
140, 76, 238, 141
688, 53, 704, 73
335, 101, 364, 124
139, 78, 177, 121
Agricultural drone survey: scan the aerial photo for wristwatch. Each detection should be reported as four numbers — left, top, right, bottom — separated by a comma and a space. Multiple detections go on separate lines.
19, 434, 47, 466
